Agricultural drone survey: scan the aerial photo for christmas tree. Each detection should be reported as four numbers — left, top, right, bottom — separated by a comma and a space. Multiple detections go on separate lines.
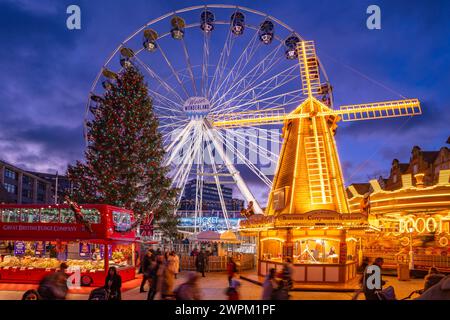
68, 64, 179, 239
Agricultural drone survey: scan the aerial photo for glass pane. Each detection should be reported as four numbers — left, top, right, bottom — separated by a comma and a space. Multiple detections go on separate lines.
81, 209, 100, 224
40, 208, 60, 223
60, 208, 76, 223
1, 208, 20, 222
21, 208, 40, 223
112, 211, 131, 231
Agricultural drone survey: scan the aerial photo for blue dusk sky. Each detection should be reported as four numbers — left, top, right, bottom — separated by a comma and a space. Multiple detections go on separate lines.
0, 0, 449, 203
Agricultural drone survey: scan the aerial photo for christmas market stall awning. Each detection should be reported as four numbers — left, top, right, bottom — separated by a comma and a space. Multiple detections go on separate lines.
196, 231, 221, 242
219, 230, 241, 244
195, 230, 241, 243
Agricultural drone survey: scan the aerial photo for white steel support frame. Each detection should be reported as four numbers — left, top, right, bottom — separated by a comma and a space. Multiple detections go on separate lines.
202, 122, 231, 230
204, 121, 263, 214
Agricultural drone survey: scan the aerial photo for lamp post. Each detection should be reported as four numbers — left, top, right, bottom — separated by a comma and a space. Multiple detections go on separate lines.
408, 227, 414, 270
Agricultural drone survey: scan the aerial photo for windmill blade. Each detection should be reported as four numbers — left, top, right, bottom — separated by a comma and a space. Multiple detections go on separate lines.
210, 107, 288, 128
335, 99, 421, 121
297, 41, 322, 97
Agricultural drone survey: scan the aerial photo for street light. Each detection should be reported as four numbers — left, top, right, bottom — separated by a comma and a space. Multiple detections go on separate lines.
408, 227, 414, 270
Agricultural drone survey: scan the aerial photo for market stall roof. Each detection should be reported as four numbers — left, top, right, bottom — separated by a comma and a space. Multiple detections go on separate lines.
220, 230, 241, 243
196, 230, 221, 241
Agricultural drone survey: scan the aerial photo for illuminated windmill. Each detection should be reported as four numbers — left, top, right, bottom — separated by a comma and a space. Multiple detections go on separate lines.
212, 40, 421, 216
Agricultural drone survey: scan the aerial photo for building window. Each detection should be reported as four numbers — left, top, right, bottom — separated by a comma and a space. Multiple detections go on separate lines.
22, 175, 33, 187
413, 164, 418, 174
4, 168, 17, 180
37, 181, 46, 191
22, 189, 32, 199
4, 183, 16, 194
393, 174, 397, 183
37, 194, 45, 202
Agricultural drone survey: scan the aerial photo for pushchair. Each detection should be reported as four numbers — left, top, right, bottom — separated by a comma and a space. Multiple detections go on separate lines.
375, 286, 421, 300
89, 287, 109, 300
22, 289, 41, 300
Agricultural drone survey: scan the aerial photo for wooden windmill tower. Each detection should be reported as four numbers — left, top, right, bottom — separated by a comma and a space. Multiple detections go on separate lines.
212, 40, 421, 216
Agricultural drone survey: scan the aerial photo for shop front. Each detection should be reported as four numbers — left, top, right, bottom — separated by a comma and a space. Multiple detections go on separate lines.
0, 204, 137, 286
240, 211, 369, 284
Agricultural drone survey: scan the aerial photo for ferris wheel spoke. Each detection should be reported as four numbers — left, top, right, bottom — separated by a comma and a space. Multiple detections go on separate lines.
201, 32, 211, 97
134, 55, 185, 105
181, 39, 198, 96
156, 43, 190, 99
203, 126, 230, 229
210, 42, 285, 111
207, 24, 236, 98
174, 126, 203, 207
171, 125, 200, 185
149, 89, 185, 113
237, 125, 282, 143
210, 25, 262, 103
164, 121, 196, 164
212, 88, 302, 114
194, 130, 205, 226
226, 128, 279, 163
214, 63, 300, 114
212, 128, 272, 188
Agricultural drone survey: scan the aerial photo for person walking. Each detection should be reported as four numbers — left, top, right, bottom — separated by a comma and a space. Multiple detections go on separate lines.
37, 271, 68, 300
362, 257, 386, 300
227, 257, 238, 286
160, 253, 176, 299
225, 279, 241, 300
140, 250, 153, 293
172, 251, 180, 279
104, 266, 122, 300
196, 249, 207, 277
262, 268, 277, 300
174, 272, 202, 300
147, 255, 163, 300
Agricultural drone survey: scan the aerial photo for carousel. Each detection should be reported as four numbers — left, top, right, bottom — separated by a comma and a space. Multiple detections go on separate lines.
347, 170, 450, 273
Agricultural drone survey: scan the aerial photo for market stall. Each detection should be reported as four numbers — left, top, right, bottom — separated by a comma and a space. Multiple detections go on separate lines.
0, 204, 136, 286
240, 211, 369, 283
178, 230, 255, 272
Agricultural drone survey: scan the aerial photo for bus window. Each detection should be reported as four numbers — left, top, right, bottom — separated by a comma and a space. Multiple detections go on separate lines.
1, 208, 20, 223
112, 211, 131, 232
81, 209, 100, 224
60, 208, 76, 223
21, 208, 40, 223
40, 208, 60, 223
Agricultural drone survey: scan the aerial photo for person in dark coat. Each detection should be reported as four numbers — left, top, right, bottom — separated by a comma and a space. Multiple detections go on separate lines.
104, 267, 122, 300
196, 249, 207, 277
147, 256, 162, 300
140, 250, 153, 292
422, 267, 446, 293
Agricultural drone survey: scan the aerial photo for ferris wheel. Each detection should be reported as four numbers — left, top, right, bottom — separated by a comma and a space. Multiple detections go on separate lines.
85, 4, 333, 233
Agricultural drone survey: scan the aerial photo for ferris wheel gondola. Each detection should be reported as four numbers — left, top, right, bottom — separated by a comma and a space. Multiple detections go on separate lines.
85, 5, 333, 234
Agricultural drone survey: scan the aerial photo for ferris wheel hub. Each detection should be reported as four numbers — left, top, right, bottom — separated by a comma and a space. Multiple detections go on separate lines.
183, 96, 211, 119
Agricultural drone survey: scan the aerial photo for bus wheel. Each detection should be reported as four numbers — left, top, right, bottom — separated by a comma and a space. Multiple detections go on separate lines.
81, 275, 93, 287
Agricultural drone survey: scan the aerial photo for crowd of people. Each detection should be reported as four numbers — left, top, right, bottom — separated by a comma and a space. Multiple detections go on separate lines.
20, 252, 450, 301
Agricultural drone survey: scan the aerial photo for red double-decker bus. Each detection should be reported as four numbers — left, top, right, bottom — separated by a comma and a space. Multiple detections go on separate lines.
0, 204, 137, 286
